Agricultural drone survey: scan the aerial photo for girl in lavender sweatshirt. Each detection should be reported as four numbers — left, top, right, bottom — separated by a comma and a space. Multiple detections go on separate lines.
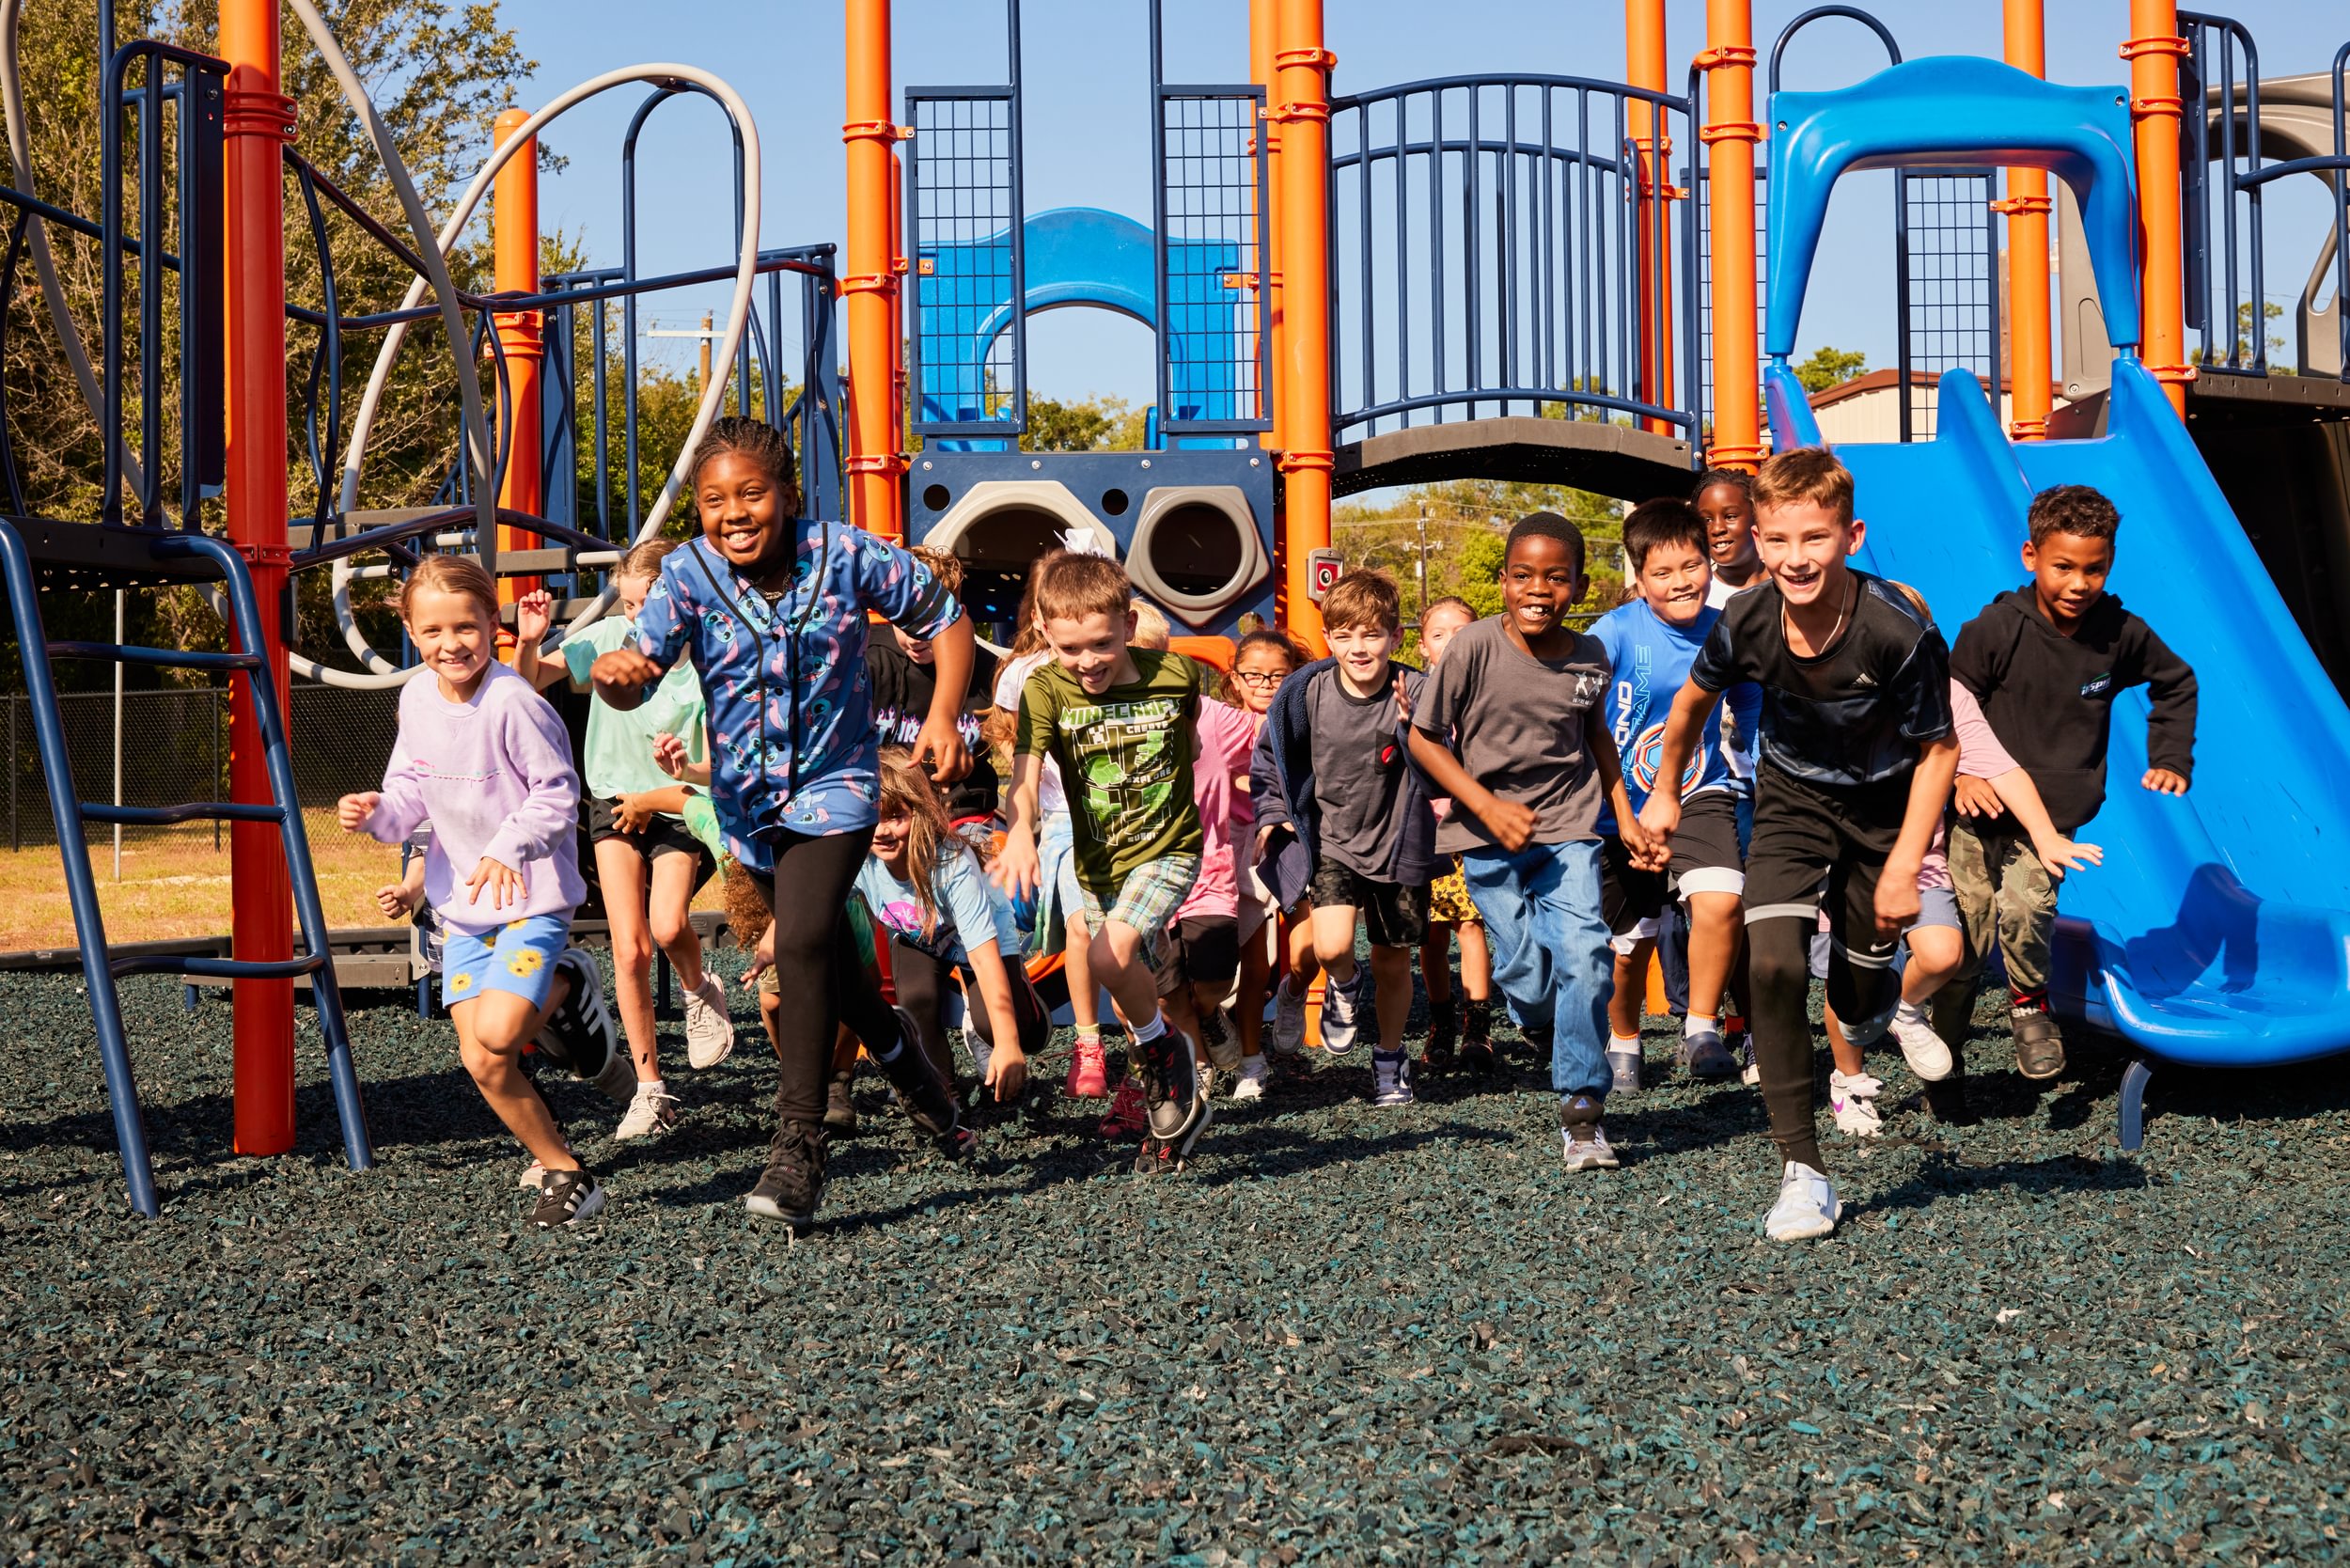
337, 557, 624, 1228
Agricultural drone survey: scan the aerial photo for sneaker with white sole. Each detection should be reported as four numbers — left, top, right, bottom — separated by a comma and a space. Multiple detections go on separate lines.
682, 973, 736, 1069
1198, 1005, 1243, 1072
1136, 1027, 1212, 1173
1319, 970, 1366, 1056
1272, 977, 1308, 1055
1371, 1050, 1413, 1106
1764, 1161, 1842, 1241
528, 1167, 605, 1229
1559, 1097, 1619, 1170
614, 1088, 681, 1141
536, 949, 633, 1105
1230, 1055, 1271, 1101
1828, 1070, 1884, 1137
1736, 1030, 1760, 1086
517, 1156, 550, 1190
1889, 1003, 1953, 1081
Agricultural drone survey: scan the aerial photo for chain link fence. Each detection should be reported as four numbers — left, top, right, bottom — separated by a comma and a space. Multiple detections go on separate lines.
2, 683, 400, 850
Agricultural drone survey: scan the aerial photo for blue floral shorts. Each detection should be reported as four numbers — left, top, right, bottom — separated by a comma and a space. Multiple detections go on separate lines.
440, 915, 570, 1010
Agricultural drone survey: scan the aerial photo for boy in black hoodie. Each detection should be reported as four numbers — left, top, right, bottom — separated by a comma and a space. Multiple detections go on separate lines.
1945, 484, 2198, 1081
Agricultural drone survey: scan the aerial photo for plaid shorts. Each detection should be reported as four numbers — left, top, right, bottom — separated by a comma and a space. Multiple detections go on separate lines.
1077, 855, 1201, 980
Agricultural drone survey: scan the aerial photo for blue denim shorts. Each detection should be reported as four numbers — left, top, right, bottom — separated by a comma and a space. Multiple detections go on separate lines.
441, 915, 569, 1009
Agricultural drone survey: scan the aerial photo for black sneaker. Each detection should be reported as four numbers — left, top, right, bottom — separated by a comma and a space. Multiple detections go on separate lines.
823, 1069, 860, 1135
528, 1167, 605, 1229
1134, 1027, 1211, 1174
745, 1121, 826, 1227
873, 1007, 970, 1147
2013, 1008, 2066, 1081
537, 949, 632, 1105
1426, 997, 1458, 1073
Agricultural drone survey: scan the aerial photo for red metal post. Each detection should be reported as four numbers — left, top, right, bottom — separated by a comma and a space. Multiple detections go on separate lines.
1698, 0, 1762, 470
844, 0, 908, 538
1626, 0, 1676, 436
493, 107, 543, 605
2125, 0, 2191, 416
220, 0, 295, 1154
1274, 0, 1331, 654
2000, 0, 2054, 439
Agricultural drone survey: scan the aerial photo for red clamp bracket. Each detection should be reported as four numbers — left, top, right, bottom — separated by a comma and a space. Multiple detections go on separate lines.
223, 86, 296, 143
846, 452, 911, 478
841, 119, 914, 145
2150, 362, 2199, 388
1699, 122, 1763, 146
1273, 47, 1337, 70
1692, 44, 1757, 71
1266, 101, 1331, 125
234, 541, 294, 570
1276, 449, 1334, 475
1988, 194, 2053, 216
1701, 443, 1766, 472
2008, 417, 2049, 440
2118, 35, 2190, 62
837, 274, 900, 297
2130, 94, 2184, 121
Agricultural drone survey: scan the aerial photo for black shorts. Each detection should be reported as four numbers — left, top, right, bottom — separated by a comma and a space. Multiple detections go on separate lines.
1307, 860, 1429, 949
1599, 792, 1747, 936
1742, 767, 1908, 973
587, 795, 713, 874
1156, 915, 1241, 996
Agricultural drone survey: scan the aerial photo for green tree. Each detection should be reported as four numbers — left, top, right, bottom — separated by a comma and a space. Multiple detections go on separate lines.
2193, 299, 2290, 374
1019, 392, 1147, 453
1792, 345, 1869, 394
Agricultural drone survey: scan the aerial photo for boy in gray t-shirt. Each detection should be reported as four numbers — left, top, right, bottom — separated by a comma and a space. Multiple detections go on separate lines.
1250, 570, 1437, 1107
1409, 513, 1655, 1171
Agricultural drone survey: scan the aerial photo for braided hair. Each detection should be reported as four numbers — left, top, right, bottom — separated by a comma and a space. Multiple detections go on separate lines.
688, 416, 802, 509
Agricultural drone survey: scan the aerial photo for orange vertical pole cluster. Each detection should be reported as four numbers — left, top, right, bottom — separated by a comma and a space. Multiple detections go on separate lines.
219, 0, 295, 1154
1697, 0, 1762, 471
1998, 0, 2053, 439
1274, 0, 1331, 654
1625, 0, 1675, 436
2124, 0, 2191, 417
1251, 0, 1284, 458
493, 108, 544, 606
843, 0, 908, 539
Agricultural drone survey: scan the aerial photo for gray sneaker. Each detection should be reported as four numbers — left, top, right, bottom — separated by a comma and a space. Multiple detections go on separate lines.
1272, 977, 1308, 1055
1371, 1050, 1414, 1106
1319, 969, 1366, 1056
1559, 1096, 1619, 1170
681, 972, 736, 1069
613, 1088, 680, 1141
1679, 1027, 1738, 1080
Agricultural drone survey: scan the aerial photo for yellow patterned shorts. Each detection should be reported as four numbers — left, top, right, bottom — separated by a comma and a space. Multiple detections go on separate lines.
441, 914, 570, 1009
1428, 856, 1482, 925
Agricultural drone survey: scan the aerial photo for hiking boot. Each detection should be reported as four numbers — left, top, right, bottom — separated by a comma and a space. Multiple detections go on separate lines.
1065, 1035, 1110, 1099
681, 972, 736, 1069
822, 1069, 859, 1135
1425, 996, 1459, 1073
2013, 1007, 2066, 1080
1458, 1039, 1497, 1077
744, 1121, 826, 1227
528, 1167, 605, 1229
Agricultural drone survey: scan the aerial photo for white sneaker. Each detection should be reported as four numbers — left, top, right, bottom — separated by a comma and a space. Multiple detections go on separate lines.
1888, 1003, 1953, 1081
1559, 1122, 1620, 1171
682, 972, 736, 1069
1319, 970, 1365, 1055
1230, 1055, 1271, 1101
1765, 1161, 1843, 1241
1272, 978, 1308, 1055
614, 1089, 681, 1141
1829, 1070, 1884, 1137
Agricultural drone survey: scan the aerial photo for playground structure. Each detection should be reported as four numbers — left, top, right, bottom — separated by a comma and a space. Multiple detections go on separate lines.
3, 0, 2349, 1211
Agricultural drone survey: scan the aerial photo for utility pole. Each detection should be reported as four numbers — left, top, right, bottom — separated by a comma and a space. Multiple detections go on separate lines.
649, 311, 722, 398
1414, 502, 1430, 617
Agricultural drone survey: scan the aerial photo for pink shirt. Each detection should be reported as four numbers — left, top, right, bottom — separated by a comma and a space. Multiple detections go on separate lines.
1921, 682, 2023, 891
1175, 697, 1257, 921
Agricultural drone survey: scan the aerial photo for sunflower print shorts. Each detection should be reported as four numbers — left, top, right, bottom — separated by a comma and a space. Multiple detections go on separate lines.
440, 914, 571, 1010
1427, 856, 1482, 925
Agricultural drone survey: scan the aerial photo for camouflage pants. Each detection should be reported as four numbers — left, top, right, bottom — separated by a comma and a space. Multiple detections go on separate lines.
1945, 820, 2056, 996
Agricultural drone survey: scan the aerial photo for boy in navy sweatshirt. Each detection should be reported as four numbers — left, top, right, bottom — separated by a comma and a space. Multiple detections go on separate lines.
1944, 484, 2197, 1081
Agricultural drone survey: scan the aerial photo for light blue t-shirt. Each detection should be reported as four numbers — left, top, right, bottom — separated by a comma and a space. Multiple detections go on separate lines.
1589, 598, 1762, 823
854, 845, 1021, 967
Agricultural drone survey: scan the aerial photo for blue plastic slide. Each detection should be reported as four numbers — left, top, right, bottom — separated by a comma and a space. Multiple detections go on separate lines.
1755, 55, 2350, 1127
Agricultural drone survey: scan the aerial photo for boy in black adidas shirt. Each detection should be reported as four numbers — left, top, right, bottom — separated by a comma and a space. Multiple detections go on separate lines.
1639, 447, 1956, 1242
1944, 484, 2196, 1082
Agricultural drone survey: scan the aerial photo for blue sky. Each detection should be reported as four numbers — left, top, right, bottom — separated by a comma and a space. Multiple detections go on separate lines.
502, 0, 2349, 404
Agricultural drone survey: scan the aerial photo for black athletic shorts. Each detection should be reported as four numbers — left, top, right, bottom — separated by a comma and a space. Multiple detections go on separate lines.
587, 795, 713, 872
1599, 792, 1747, 936
1156, 914, 1242, 996
1741, 766, 1908, 974
1307, 860, 1429, 949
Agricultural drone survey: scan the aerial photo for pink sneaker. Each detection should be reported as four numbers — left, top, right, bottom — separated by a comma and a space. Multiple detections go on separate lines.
1066, 1035, 1109, 1099
1097, 1077, 1148, 1138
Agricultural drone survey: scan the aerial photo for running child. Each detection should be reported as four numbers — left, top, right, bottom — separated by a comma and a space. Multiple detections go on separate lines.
591, 416, 979, 1228
858, 747, 1041, 1106
1408, 514, 1653, 1167
339, 555, 622, 1229
512, 541, 733, 1146
1588, 497, 1760, 1090
1412, 597, 1496, 1074
1944, 483, 2196, 1081
1252, 570, 1437, 1105
1221, 628, 1309, 1097
872, 545, 1002, 823
1639, 447, 1957, 1241
1696, 468, 1762, 605
995, 552, 1218, 1173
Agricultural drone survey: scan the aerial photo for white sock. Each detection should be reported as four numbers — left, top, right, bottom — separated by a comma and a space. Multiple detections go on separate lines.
1074, 1028, 1102, 1046
1894, 998, 1927, 1025
1132, 1011, 1168, 1045
637, 1077, 666, 1098
1684, 1013, 1717, 1039
1609, 1032, 1639, 1050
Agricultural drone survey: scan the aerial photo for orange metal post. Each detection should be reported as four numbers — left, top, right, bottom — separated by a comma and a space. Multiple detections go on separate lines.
219, 0, 296, 1154
1999, 0, 2053, 439
844, 0, 907, 538
1274, 0, 1331, 653
493, 108, 543, 606
2125, 0, 2191, 416
1626, 0, 1675, 436
1698, 0, 1762, 470
1251, 0, 1283, 458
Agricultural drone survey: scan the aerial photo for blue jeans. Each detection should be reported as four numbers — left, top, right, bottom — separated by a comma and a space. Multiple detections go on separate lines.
1462, 839, 1613, 1100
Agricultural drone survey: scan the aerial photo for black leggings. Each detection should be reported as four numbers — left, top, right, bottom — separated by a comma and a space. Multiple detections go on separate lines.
890, 938, 1051, 1087
752, 827, 905, 1127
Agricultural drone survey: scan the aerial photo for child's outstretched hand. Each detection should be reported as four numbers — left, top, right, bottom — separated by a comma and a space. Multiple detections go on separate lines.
2032, 833, 2104, 879
651, 730, 693, 779
744, 921, 777, 990
375, 881, 420, 920
991, 827, 1041, 902
983, 1043, 1028, 1103
591, 648, 663, 704
1952, 775, 2005, 818
1873, 863, 1923, 937
1476, 796, 1540, 854
2141, 767, 2189, 795
909, 713, 972, 785
462, 855, 526, 910
513, 588, 553, 646
1391, 670, 1416, 726
337, 792, 380, 834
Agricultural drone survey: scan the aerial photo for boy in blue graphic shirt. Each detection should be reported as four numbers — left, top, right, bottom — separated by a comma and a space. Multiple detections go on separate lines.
1590, 497, 1761, 1090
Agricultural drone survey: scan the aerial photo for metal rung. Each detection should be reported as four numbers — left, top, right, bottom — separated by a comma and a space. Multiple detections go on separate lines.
45, 641, 263, 672
80, 800, 285, 827
112, 950, 328, 982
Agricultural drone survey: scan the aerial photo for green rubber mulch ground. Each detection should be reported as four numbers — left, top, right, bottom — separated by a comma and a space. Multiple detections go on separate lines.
3, 955, 2347, 1565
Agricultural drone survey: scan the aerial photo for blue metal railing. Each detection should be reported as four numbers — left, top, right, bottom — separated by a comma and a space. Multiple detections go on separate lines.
1327, 71, 1701, 446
